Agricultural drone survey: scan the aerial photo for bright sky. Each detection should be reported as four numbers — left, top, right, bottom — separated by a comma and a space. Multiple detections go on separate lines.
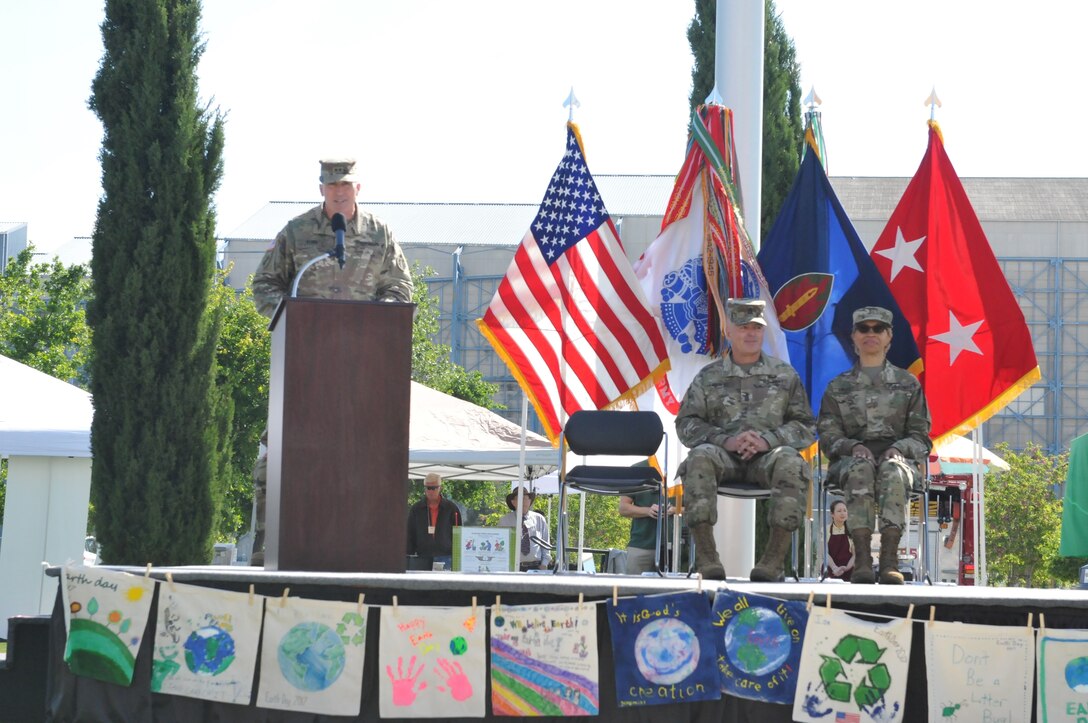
3, 1, 1086, 253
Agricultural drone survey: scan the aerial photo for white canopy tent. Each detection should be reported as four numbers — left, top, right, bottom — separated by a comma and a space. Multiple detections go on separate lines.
0, 355, 93, 639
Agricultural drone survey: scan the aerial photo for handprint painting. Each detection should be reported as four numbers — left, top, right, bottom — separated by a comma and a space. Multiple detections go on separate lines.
607, 591, 721, 707
257, 597, 368, 716
379, 604, 486, 718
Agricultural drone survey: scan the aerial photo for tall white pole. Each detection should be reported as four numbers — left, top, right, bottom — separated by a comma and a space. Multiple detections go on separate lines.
714, 0, 765, 577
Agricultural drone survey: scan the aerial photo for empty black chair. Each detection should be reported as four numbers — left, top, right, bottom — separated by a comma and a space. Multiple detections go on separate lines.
556, 410, 667, 573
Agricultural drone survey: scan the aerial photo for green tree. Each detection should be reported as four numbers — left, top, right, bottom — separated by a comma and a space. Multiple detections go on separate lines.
411, 265, 498, 407
986, 443, 1087, 587
87, 0, 226, 565
687, 0, 804, 238
0, 247, 92, 387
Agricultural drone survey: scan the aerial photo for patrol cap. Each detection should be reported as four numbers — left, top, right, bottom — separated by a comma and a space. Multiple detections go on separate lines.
852, 306, 893, 327
726, 298, 767, 326
319, 158, 359, 184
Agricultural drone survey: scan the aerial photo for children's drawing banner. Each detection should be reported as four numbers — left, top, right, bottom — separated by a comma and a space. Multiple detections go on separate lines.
607, 590, 720, 707
378, 604, 486, 718
925, 620, 1033, 722
711, 589, 807, 704
257, 597, 368, 716
150, 581, 264, 704
793, 606, 912, 722
490, 601, 599, 716
1037, 628, 1088, 722
61, 565, 155, 686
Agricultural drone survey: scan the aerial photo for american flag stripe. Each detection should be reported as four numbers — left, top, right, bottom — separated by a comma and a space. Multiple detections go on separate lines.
477, 123, 670, 443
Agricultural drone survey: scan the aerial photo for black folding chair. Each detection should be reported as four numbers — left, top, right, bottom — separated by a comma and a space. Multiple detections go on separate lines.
556, 410, 667, 574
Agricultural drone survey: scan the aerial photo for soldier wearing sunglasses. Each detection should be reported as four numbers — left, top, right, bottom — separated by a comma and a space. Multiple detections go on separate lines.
818, 307, 932, 585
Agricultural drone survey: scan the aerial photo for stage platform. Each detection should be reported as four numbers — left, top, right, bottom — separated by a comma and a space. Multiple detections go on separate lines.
22, 566, 1088, 722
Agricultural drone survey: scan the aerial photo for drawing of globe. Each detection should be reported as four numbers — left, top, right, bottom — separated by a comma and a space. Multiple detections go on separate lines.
184, 625, 235, 676
1065, 656, 1088, 693
722, 607, 792, 677
278, 622, 346, 692
634, 618, 700, 684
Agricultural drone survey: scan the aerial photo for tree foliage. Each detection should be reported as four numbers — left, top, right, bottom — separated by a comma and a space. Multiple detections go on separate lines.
985, 443, 1087, 587
87, 0, 225, 565
687, 0, 804, 238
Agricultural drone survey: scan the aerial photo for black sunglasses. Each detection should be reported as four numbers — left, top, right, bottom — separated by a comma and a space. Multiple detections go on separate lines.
425, 485, 441, 490
855, 323, 890, 334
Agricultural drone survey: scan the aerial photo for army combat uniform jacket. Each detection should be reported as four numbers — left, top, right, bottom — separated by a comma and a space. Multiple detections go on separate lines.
818, 360, 932, 481
676, 353, 816, 452
251, 204, 413, 318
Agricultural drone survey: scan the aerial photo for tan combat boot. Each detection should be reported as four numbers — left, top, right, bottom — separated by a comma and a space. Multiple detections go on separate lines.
878, 527, 905, 585
690, 523, 726, 580
850, 528, 875, 584
750, 526, 792, 582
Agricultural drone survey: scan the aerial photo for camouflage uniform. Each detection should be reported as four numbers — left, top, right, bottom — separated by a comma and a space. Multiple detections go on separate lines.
248, 174, 413, 563
676, 353, 816, 531
251, 204, 412, 317
818, 360, 931, 532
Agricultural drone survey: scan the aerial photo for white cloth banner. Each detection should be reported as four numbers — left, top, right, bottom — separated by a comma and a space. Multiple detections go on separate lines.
793, 606, 913, 723
61, 565, 155, 687
924, 619, 1033, 721
257, 596, 369, 716
150, 581, 264, 705
378, 604, 486, 718
1037, 627, 1088, 722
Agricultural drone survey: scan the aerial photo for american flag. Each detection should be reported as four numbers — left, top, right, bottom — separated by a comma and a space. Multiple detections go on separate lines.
477, 123, 669, 443
835, 711, 860, 723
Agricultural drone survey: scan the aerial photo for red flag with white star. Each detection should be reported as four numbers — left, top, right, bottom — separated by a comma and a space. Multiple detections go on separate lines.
871, 121, 1040, 443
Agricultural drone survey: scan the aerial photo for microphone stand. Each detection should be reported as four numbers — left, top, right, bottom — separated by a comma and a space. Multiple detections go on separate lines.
289, 249, 338, 298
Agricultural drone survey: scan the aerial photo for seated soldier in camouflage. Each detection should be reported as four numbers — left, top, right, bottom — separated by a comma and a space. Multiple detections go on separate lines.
818, 306, 931, 585
676, 299, 816, 581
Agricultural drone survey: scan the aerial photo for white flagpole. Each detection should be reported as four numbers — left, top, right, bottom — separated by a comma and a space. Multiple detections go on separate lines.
975, 428, 988, 586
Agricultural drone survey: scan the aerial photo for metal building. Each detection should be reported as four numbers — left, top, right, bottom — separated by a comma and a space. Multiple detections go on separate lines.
222, 176, 1088, 453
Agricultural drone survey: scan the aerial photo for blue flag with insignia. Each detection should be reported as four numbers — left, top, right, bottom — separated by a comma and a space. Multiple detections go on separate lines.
757, 142, 921, 418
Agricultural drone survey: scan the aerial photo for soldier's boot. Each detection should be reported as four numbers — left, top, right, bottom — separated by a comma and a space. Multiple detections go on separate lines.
690, 523, 726, 580
850, 528, 875, 584
878, 527, 905, 585
750, 526, 791, 582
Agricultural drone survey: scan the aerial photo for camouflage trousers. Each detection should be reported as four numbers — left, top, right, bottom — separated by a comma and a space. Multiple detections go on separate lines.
832, 457, 914, 532
251, 431, 268, 563
679, 444, 809, 531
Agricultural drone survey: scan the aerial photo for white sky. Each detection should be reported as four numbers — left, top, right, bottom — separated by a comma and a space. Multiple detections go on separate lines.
3, 1, 1086, 253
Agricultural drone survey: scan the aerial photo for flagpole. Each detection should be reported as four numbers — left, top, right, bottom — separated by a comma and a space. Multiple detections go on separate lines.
975, 428, 988, 586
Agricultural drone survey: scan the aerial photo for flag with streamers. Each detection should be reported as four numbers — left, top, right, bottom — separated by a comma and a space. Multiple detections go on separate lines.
870, 121, 1040, 443
634, 104, 787, 412
477, 123, 669, 442
758, 125, 921, 418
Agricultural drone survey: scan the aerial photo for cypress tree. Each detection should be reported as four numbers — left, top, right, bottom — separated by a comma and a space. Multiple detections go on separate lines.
687, 0, 803, 238
87, 0, 225, 565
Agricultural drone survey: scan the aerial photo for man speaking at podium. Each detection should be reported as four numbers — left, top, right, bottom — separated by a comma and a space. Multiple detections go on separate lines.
248, 157, 414, 565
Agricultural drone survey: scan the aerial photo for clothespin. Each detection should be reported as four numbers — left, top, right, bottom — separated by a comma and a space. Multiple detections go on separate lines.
471, 596, 477, 618
144, 563, 152, 579
1040, 613, 1046, 635
166, 572, 176, 592
906, 604, 915, 621
281, 587, 290, 608
393, 595, 399, 613
806, 590, 815, 612
929, 606, 936, 627
358, 593, 366, 614
1027, 612, 1033, 630
494, 595, 500, 617
578, 593, 584, 612
697, 572, 703, 593
613, 586, 618, 606
825, 592, 831, 610
248, 584, 255, 606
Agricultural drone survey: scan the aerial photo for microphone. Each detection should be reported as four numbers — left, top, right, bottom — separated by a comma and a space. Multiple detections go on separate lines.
331, 212, 346, 269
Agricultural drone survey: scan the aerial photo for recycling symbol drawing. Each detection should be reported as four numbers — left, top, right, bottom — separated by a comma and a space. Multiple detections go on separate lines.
818, 634, 891, 708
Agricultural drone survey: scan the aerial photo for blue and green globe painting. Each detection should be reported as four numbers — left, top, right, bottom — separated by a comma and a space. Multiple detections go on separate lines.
184, 625, 236, 676
1066, 656, 1088, 693
278, 622, 346, 692
722, 606, 792, 676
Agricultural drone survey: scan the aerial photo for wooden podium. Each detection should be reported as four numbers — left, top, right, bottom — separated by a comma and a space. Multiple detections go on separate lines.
265, 297, 413, 572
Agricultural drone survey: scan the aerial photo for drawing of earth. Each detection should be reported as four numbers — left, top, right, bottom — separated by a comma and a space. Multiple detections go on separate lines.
278, 622, 346, 692
184, 625, 235, 676
722, 606, 792, 676
634, 618, 700, 684
1065, 656, 1088, 693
